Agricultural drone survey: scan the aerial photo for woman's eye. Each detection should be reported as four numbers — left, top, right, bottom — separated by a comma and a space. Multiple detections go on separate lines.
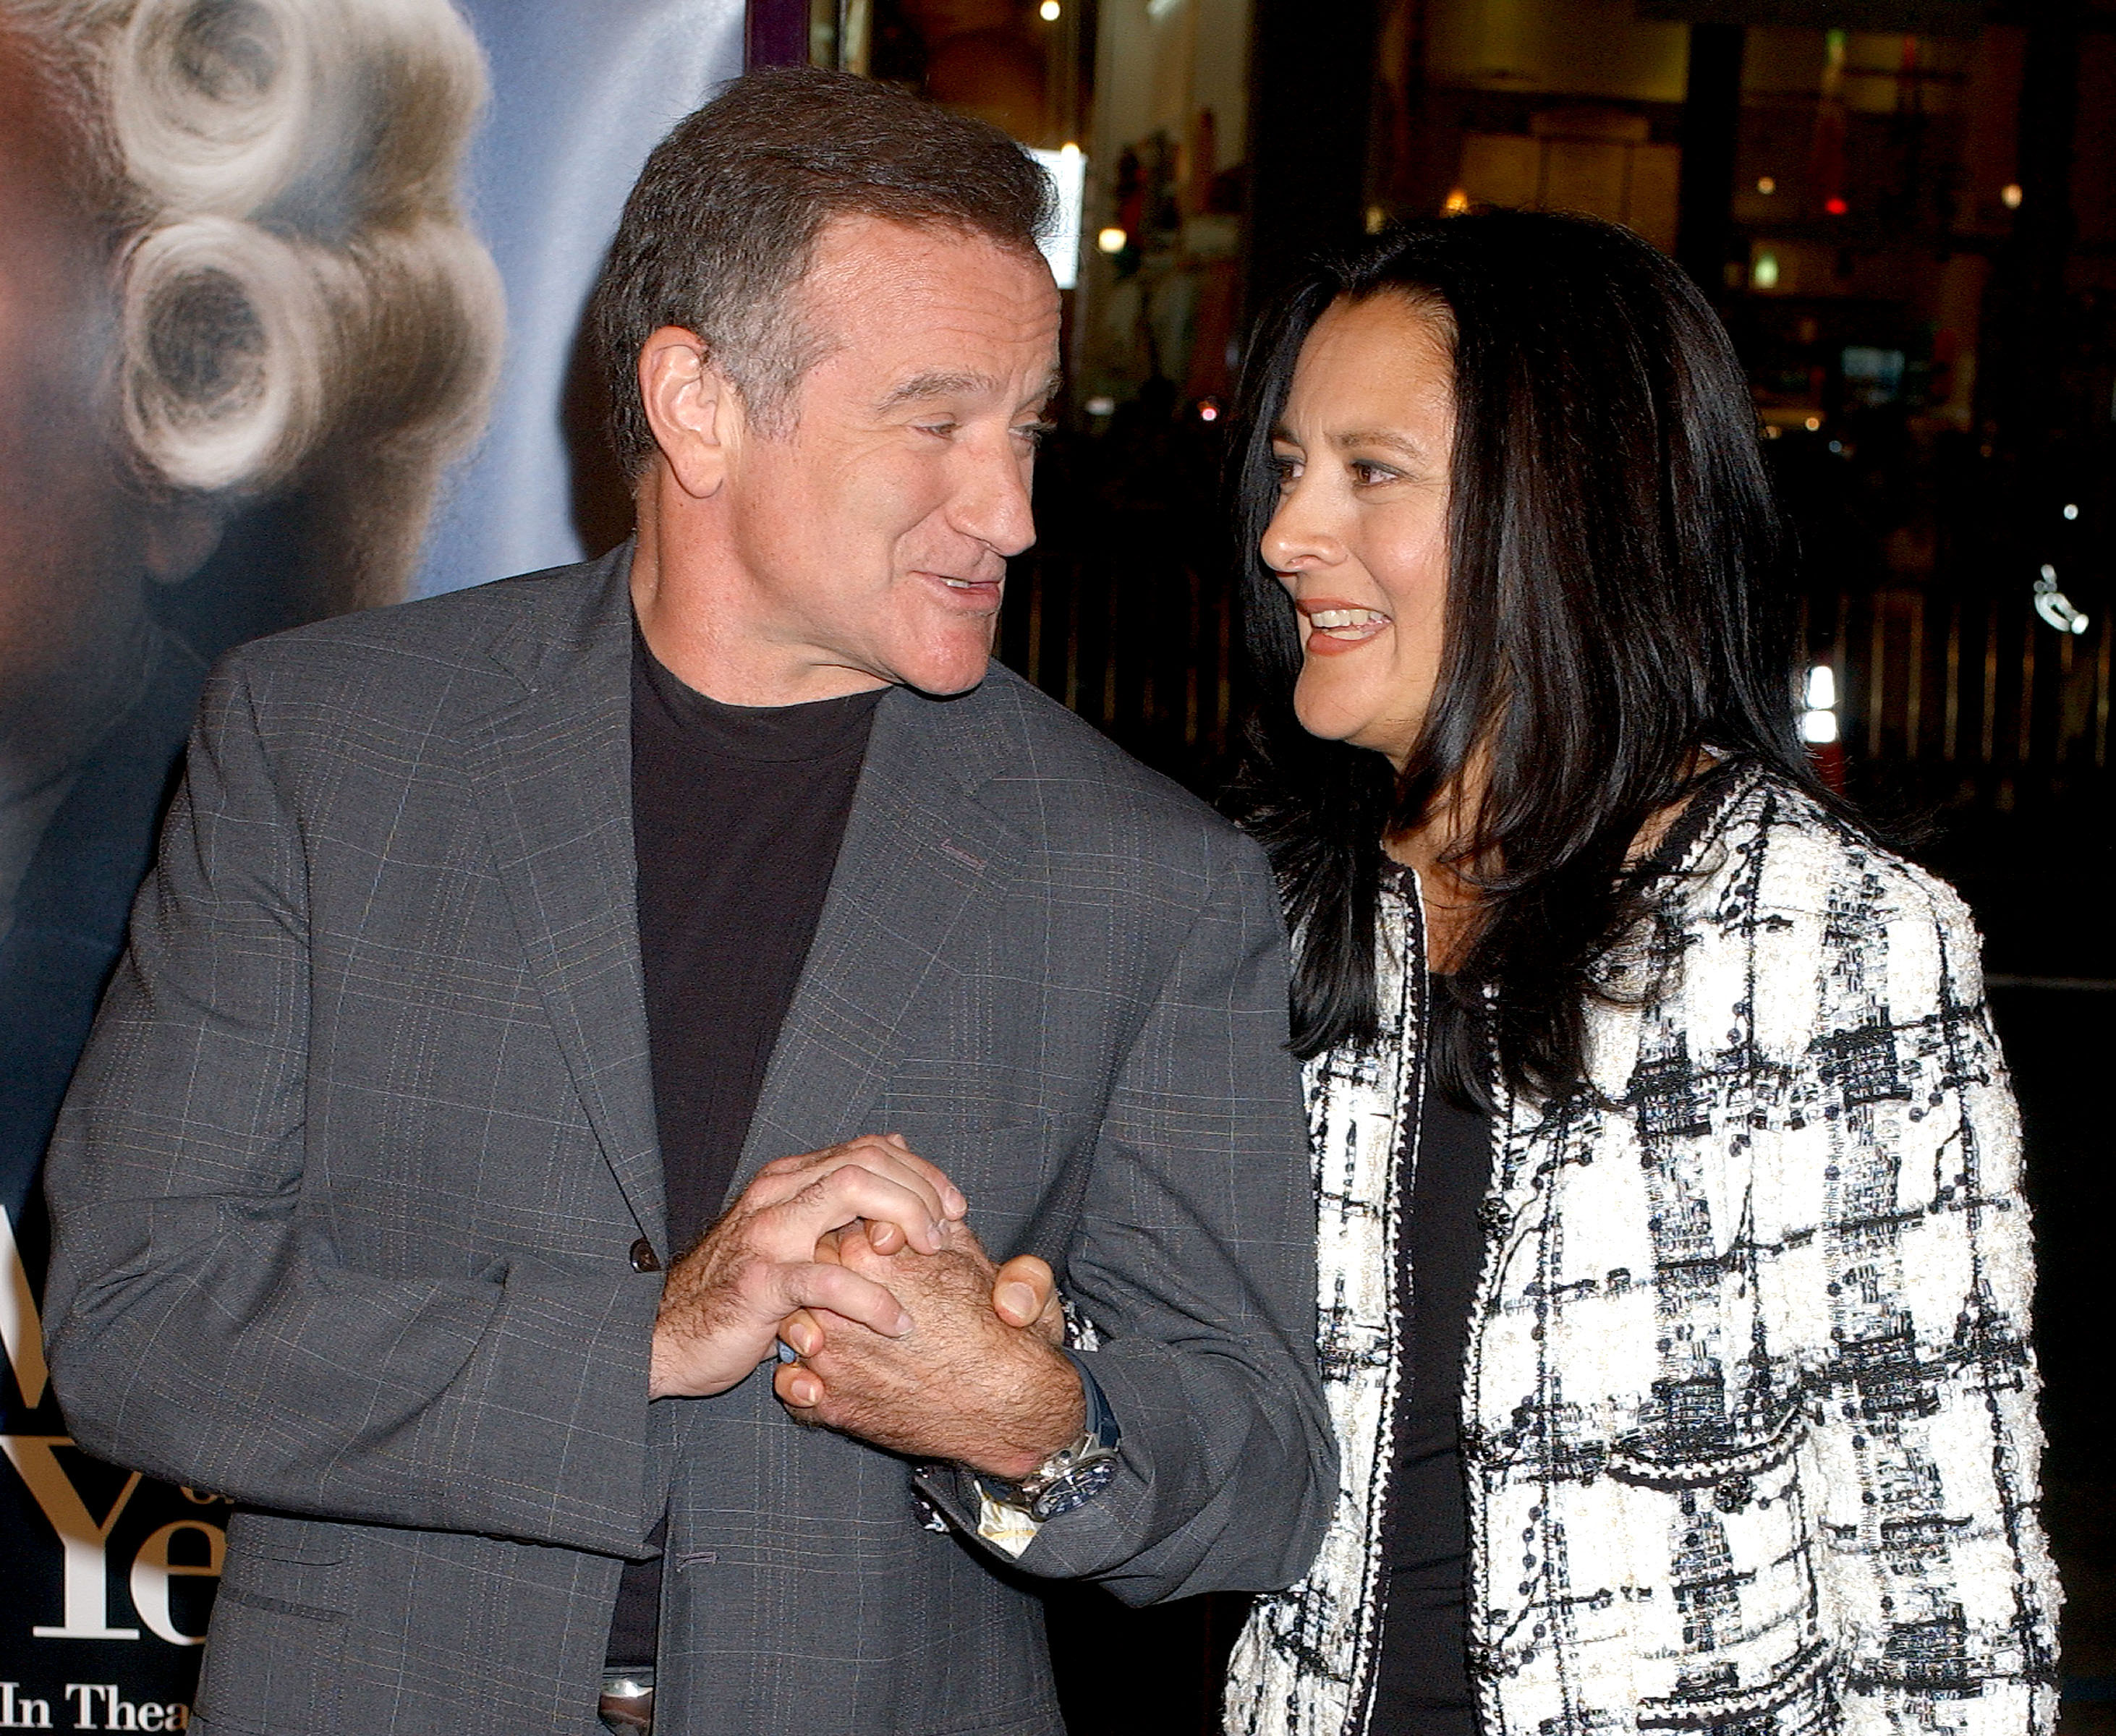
1351, 461, 1401, 486
1270, 455, 1302, 489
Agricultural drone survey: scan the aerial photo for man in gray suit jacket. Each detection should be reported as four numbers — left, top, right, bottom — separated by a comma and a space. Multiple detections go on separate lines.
42, 69, 1330, 1736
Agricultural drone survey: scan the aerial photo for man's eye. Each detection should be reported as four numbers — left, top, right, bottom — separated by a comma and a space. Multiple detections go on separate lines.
918, 421, 959, 439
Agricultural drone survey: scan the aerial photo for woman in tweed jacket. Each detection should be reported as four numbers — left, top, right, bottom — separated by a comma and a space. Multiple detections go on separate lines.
1219, 213, 2059, 1735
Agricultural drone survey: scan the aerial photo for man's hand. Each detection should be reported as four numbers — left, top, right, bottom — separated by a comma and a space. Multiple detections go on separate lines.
989, 1253, 1063, 1340
772, 1221, 1083, 1479
649, 1136, 967, 1400
779, 1244, 1061, 1352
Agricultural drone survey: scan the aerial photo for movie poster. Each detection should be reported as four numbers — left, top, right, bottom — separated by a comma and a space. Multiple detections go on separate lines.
1, 2, 743, 1722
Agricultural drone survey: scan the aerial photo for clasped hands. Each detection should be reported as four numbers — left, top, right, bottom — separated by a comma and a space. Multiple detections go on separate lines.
647, 1135, 1076, 1481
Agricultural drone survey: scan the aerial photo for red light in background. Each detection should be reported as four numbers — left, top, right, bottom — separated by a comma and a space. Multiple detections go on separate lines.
1824, 196, 1848, 216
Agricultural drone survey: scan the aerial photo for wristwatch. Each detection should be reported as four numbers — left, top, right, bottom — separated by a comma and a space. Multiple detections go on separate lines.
978, 1351, 1121, 1522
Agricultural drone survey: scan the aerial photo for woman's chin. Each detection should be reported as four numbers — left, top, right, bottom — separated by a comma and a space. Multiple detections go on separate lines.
1293, 683, 1378, 750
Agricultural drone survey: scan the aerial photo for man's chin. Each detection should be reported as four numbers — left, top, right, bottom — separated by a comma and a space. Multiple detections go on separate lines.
896, 659, 992, 699
883, 629, 997, 698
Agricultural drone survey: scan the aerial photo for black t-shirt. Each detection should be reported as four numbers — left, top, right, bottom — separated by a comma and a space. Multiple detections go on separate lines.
606, 626, 884, 1669
1369, 978, 1493, 1735
631, 627, 883, 1258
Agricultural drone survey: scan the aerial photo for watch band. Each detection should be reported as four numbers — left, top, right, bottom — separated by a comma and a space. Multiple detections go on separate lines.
1062, 1350, 1120, 1452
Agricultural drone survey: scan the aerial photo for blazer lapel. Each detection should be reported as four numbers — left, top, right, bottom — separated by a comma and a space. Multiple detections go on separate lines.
731, 677, 1028, 1188
464, 550, 665, 1249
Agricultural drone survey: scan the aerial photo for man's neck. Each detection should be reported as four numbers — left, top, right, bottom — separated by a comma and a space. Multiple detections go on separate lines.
628, 472, 889, 708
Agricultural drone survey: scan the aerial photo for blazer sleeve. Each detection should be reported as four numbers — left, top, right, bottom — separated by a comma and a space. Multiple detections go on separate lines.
922, 820, 1336, 1604
41, 655, 660, 1559
1762, 879, 2061, 1734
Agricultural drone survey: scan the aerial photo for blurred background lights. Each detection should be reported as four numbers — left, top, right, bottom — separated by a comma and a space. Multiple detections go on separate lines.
1039, 1, 1061, 19
1752, 251, 1780, 289
1085, 396, 1115, 417
2034, 564, 2090, 634
1197, 398, 1220, 422
2002, 182, 2024, 209
2063, 503, 2080, 520
1824, 195, 1848, 216
1025, 144, 1086, 288
1756, 176, 1776, 195
1096, 225, 1127, 254
1442, 187, 1471, 215
1801, 665, 1838, 745
1804, 414, 1822, 431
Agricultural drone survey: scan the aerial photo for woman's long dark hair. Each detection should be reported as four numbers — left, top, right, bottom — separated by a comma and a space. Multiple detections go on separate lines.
1231, 210, 1846, 1107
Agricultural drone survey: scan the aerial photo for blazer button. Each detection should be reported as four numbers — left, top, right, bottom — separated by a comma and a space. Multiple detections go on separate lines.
629, 1238, 662, 1274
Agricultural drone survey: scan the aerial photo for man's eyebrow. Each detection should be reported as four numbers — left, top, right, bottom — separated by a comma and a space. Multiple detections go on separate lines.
876, 369, 1001, 412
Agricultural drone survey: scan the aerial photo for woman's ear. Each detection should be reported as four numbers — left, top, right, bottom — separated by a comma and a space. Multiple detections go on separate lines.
141, 497, 227, 587
637, 326, 739, 500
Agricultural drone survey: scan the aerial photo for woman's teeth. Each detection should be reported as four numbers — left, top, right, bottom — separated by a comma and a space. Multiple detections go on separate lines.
1308, 608, 1388, 629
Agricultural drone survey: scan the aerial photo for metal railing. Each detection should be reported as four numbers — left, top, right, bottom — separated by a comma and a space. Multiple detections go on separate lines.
1801, 587, 2111, 799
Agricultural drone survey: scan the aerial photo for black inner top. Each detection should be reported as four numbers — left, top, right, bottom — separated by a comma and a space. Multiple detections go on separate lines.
1369, 973, 1493, 1736
606, 625, 884, 1671
1368, 770, 1741, 1729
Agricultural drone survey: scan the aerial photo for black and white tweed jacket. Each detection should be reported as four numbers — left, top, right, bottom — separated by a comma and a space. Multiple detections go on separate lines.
1227, 767, 2060, 1736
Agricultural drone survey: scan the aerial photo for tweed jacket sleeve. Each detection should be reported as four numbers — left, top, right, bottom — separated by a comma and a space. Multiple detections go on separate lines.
41, 652, 659, 1558
1741, 843, 2057, 1733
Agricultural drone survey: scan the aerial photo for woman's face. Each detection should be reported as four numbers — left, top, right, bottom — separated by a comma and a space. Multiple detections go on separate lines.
0, 32, 152, 792
1262, 293, 1456, 770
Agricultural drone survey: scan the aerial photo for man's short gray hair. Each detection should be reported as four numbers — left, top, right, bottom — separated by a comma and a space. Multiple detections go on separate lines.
592, 67, 1055, 472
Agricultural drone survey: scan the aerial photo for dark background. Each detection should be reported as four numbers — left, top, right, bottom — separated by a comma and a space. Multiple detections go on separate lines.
1, 0, 2103, 1727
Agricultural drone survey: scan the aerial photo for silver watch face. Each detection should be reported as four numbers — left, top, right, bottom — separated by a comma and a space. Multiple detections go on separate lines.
1025, 1442, 1120, 1521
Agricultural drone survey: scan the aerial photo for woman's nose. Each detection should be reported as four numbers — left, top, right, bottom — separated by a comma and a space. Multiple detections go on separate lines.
1260, 485, 1342, 576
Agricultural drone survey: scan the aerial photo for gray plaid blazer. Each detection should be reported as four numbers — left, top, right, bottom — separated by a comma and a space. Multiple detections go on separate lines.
43, 548, 1333, 1736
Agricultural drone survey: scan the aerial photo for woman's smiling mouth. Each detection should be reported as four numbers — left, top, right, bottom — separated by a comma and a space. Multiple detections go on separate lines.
1295, 596, 1392, 653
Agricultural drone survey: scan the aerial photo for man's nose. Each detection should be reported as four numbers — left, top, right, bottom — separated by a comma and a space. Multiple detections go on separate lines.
952, 438, 1037, 559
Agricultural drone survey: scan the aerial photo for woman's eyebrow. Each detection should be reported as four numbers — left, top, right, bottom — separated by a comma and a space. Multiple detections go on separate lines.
1330, 428, 1424, 459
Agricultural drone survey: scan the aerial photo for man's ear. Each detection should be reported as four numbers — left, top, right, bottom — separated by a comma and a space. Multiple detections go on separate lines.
638, 326, 740, 500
